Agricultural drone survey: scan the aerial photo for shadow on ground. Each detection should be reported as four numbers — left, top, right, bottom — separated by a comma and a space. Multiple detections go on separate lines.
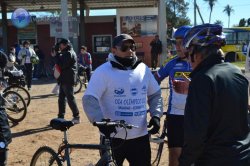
11, 125, 52, 138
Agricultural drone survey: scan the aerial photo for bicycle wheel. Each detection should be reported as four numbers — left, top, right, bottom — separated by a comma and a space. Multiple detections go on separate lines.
30, 146, 62, 166
4, 85, 31, 107
3, 90, 27, 123
73, 75, 82, 94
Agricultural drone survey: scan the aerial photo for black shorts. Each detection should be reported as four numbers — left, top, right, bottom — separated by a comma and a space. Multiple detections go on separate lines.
167, 114, 184, 148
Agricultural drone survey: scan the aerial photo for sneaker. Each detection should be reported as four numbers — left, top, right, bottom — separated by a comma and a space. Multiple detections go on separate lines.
72, 117, 80, 124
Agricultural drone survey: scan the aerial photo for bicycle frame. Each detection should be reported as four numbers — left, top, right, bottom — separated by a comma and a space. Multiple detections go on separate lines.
57, 130, 116, 166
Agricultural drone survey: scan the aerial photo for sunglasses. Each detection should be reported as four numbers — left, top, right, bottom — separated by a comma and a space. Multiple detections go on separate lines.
117, 43, 136, 52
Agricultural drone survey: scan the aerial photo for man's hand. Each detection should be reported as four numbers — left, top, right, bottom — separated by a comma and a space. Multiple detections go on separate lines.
96, 119, 117, 136
147, 116, 160, 134
172, 74, 190, 94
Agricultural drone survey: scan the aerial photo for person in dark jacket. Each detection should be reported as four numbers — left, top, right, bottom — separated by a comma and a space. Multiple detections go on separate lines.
55, 39, 80, 124
150, 34, 162, 70
179, 23, 250, 166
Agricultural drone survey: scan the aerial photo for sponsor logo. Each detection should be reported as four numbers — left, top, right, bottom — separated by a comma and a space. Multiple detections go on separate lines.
114, 88, 124, 95
130, 87, 138, 96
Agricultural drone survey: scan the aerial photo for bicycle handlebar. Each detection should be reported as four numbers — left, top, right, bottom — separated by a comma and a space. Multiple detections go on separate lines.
93, 120, 138, 129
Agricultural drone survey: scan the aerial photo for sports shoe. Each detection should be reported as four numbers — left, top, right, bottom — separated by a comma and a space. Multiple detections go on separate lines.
72, 117, 80, 124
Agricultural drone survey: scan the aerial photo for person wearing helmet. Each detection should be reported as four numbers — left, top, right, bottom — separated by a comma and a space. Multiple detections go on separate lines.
18, 41, 37, 90
179, 24, 250, 166
154, 25, 192, 166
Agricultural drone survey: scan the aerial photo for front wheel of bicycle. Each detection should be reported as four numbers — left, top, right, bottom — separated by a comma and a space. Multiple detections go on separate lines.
4, 85, 31, 107
30, 146, 62, 166
3, 90, 27, 123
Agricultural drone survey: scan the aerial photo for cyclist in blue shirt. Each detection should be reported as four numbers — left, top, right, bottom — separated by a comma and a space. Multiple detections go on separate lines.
154, 26, 192, 166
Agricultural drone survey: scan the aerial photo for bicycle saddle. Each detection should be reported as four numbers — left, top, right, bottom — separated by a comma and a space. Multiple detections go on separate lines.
50, 118, 74, 131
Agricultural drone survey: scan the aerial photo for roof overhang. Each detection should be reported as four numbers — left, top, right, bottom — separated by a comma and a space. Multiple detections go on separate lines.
3, 0, 159, 12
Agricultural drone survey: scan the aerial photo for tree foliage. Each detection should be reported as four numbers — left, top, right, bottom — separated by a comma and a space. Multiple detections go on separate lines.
214, 20, 223, 27
239, 18, 246, 27
165, 0, 190, 37
204, 0, 217, 23
223, 4, 234, 28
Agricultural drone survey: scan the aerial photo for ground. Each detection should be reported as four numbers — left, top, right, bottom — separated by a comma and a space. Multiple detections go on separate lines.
7, 78, 169, 166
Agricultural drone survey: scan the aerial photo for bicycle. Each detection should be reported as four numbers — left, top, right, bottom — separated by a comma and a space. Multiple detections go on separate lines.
30, 118, 136, 166
1, 69, 31, 107
0, 88, 27, 123
74, 64, 88, 94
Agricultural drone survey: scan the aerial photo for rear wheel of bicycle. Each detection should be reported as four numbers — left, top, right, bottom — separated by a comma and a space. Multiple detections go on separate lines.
4, 85, 31, 107
30, 146, 62, 166
3, 90, 27, 123
74, 75, 82, 94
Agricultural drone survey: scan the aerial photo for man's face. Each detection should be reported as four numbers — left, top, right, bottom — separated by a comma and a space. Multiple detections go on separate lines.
112, 40, 136, 58
60, 43, 67, 50
25, 44, 29, 48
81, 48, 86, 54
175, 38, 186, 58
187, 46, 202, 70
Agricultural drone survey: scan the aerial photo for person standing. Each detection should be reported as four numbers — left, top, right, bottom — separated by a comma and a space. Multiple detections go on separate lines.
154, 26, 192, 166
82, 34, 163, 165
33, 45, 45, 79
18, 41, 36, 90
150, 34, 162, 70
55, 39, 80, 124
179, 24, 250, 166
78, 46, 92, 81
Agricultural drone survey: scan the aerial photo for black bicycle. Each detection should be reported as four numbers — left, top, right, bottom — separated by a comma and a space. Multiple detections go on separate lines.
30, 118, 136, 166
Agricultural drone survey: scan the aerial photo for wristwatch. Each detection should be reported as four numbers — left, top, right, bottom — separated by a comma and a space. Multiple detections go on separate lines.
0, 142, 5, 148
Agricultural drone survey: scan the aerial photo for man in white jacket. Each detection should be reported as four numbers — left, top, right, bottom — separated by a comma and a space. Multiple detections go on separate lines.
82, 34, 163, 166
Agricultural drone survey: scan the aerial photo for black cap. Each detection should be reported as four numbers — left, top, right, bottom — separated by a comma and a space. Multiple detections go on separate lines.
112, 34, 135, 47
58, 38, 70, 45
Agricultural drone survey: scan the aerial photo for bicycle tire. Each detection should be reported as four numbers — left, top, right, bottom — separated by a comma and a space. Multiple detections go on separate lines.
4, 85, 31, 107
3, 90, 27, 123
30, 146, 62, 166
73, 75, 82, 94
105, 161, 117, 166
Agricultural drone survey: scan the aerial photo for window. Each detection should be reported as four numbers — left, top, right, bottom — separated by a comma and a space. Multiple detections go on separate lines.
92, 35, 112, 53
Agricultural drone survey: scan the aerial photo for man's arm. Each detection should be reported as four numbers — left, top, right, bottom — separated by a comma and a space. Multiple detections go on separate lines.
179, 76, 212, 166
82, 95, 104, 123
148, 89, 163, 118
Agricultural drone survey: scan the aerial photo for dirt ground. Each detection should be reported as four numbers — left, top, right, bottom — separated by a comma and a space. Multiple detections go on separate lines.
7, 78, 169, 166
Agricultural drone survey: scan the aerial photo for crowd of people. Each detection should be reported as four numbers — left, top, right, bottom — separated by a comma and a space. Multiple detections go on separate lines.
1, 23, 250, 166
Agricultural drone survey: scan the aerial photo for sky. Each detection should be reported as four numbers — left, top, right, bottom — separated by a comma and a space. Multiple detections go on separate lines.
186, 0, 250, 27
4, 0, 250, 28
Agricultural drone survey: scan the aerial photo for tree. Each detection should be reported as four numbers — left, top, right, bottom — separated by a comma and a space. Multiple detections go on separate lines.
239, 18, 246, 27
223, 4, 234, 28
214, 20, 223, 26
204, 0, 217, 23
165, 0, 190, 37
